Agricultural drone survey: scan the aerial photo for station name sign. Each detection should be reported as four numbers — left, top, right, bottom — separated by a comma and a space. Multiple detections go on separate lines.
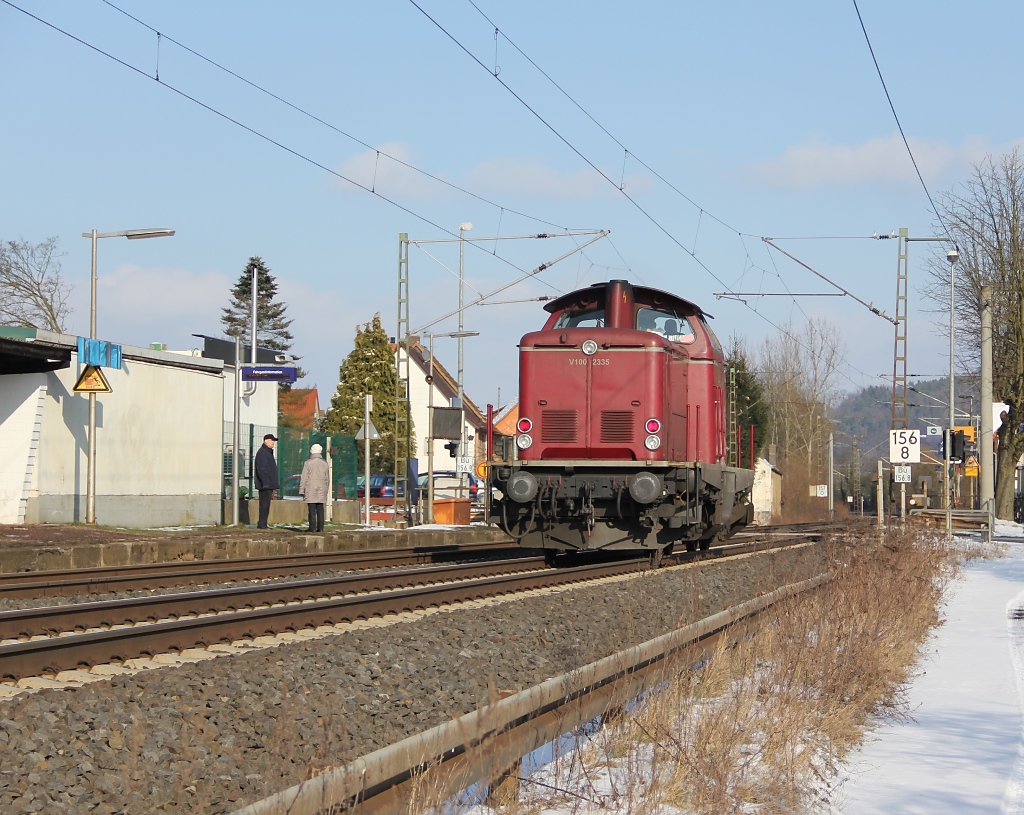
241, 366, 297, 383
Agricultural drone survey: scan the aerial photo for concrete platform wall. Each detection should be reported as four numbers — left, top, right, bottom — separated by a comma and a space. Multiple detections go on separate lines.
0, 525, 513, 573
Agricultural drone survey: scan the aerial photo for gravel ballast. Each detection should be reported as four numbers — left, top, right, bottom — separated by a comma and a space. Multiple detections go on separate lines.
0, 541, 828, 813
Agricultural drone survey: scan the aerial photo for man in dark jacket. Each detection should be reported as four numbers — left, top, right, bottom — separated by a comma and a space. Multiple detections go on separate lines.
254, 433, 280, 529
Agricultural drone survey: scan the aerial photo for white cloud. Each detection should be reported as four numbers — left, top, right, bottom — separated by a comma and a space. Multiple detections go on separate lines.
67, 263, 232, 350
331, 142, 446, 200
749, 133, 957, 189
463, 157, 650, 199
332, 143, 651, 201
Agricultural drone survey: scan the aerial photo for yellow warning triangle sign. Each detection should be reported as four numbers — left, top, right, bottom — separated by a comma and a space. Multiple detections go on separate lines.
73, 365, 112, 393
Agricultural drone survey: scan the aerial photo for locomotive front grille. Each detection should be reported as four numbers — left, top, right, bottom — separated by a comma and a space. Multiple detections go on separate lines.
600, 410, 635, 443
542, 409, 578, 443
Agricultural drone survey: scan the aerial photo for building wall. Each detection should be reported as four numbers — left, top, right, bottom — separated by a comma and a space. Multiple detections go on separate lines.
0, 373, 47, 524
15, 350, 225, 527
752, 457, 782, 526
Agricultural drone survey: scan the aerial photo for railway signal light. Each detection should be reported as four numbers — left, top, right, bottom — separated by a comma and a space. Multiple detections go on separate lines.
444, 441, 459, 458
943, 429, 966, 462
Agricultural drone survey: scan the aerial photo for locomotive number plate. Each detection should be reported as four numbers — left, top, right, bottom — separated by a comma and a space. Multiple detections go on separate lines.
568, 357, 610, 366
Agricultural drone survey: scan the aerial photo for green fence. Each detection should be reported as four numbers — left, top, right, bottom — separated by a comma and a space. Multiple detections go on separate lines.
222, 423, 357, 501
277, 427, 358, 501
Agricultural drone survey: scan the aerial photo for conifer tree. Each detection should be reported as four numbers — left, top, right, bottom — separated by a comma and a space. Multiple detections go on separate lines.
221, 256, 305, 384
325, 314, 414, 473
727, 336, 771, 461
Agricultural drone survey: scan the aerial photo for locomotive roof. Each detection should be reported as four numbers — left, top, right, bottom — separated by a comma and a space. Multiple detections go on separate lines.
542, 281, 711, 319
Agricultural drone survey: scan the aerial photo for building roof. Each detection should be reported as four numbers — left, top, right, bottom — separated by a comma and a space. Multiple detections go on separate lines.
493, 401, 519, 437
279, 388, 322, 430
0, 327, 223, 374
193, 334, 280, 366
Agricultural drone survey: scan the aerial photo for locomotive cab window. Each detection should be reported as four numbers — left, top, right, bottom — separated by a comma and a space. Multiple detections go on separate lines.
553, 307, 605, 328
636, 307, 695, 343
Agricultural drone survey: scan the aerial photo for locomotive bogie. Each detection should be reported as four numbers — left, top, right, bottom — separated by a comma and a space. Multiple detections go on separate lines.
492, 460, 753, 552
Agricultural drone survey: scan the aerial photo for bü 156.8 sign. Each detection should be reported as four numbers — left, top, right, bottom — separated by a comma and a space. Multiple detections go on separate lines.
889, 429, 920, 464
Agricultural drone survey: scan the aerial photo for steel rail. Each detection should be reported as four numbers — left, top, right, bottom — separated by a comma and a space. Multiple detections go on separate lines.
0, 542, 523, 600
0, 558, 650, 681
231, 571, 830, 815
0, 557, 548, 640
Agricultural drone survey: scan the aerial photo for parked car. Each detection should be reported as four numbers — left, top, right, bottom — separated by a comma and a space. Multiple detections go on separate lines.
357, 474, 387, 499
372, 475, 406, 499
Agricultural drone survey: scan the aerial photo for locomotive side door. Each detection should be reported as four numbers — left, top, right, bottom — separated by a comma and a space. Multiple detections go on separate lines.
668, 351, 688, 460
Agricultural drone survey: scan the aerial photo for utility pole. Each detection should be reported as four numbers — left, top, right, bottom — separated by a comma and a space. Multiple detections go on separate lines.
980, 285, 994, 515
828, 432, 834, 520
851, 439, 862, 515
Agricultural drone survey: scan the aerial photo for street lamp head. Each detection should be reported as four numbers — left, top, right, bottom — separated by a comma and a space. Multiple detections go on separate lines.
126, 229, 175, 240
459, 222, 473, 232
946, 247, 959, 264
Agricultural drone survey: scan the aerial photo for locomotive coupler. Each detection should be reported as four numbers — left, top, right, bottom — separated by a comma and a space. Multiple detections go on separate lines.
580, 482, 596, 534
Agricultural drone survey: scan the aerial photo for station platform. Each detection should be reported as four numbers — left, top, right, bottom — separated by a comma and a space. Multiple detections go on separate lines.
0, 522, 511, 574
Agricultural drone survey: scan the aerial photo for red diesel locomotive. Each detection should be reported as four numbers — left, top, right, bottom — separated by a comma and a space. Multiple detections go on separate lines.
490, 279, 754, 554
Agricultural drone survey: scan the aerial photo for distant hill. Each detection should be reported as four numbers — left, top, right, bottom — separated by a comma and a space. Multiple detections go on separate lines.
831, 377, 979, 462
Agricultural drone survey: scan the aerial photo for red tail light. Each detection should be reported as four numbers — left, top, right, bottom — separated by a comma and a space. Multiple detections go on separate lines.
646, 418, 661, 434
517, 418, 533, 433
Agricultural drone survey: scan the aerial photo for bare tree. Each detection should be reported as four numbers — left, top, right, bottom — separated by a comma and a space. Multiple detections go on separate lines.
923, 150, 1024, 519
758, 317, 846, 513
0, 237, 72, 332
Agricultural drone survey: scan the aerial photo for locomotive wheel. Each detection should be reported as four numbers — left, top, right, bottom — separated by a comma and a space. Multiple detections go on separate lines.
543, 550, 559, 567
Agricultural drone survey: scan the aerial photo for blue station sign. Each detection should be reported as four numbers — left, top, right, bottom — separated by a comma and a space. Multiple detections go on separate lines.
242, 366, 297, 383
77, 337, 122, 369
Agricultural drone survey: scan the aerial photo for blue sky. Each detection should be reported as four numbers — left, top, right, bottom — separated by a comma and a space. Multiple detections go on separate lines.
3, 1, 1021, 410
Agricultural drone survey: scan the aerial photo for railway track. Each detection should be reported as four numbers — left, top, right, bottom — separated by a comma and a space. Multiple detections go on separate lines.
0, 526, 828, 685
0, 557, 647, 682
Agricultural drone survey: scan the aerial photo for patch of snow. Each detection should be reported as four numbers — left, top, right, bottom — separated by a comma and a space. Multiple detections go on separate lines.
829, 541, 1024, 814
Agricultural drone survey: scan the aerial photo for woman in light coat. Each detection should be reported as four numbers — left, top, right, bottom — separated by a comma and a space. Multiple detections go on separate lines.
299, 443, 331, 532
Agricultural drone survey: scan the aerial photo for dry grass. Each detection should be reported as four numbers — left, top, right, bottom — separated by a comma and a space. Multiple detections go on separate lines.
475, 528, 965, 815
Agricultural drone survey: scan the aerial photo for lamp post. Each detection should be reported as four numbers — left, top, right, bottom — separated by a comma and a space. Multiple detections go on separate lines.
424, 330, 478, 523
945, 247, 958, 539
81, 228, 175, 524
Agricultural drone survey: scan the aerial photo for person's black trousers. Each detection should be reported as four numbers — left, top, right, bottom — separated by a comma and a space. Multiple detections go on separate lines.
258, 489, 273, 528
307, 503, 325, 533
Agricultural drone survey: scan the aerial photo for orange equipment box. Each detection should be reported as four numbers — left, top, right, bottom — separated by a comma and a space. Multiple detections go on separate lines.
433, 498, 471, 525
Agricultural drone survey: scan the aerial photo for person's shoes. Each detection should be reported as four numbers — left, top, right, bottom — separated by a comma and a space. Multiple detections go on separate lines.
256, 525, 269, 529
304, 528, 314, 533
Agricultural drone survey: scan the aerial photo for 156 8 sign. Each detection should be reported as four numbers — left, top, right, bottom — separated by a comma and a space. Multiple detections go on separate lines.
889, 429, 921, 463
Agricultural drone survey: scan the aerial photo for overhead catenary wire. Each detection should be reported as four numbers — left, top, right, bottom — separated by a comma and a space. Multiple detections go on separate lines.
409, 1, 886, 391
762, 238, 896, 325
5, 0, 886, 392
0, 0, 592, 306
98, 0, 569, 234
850, 0, 951, 240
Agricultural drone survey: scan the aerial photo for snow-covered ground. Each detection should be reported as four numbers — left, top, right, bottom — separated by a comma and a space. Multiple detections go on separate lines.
459, 521, 1024, 814
831, 521, 1024, 814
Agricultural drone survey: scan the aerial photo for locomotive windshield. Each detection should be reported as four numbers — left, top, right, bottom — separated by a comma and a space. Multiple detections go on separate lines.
553, 307, 605, 328
636, 307, 696, 343
700, 317, 723, 352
